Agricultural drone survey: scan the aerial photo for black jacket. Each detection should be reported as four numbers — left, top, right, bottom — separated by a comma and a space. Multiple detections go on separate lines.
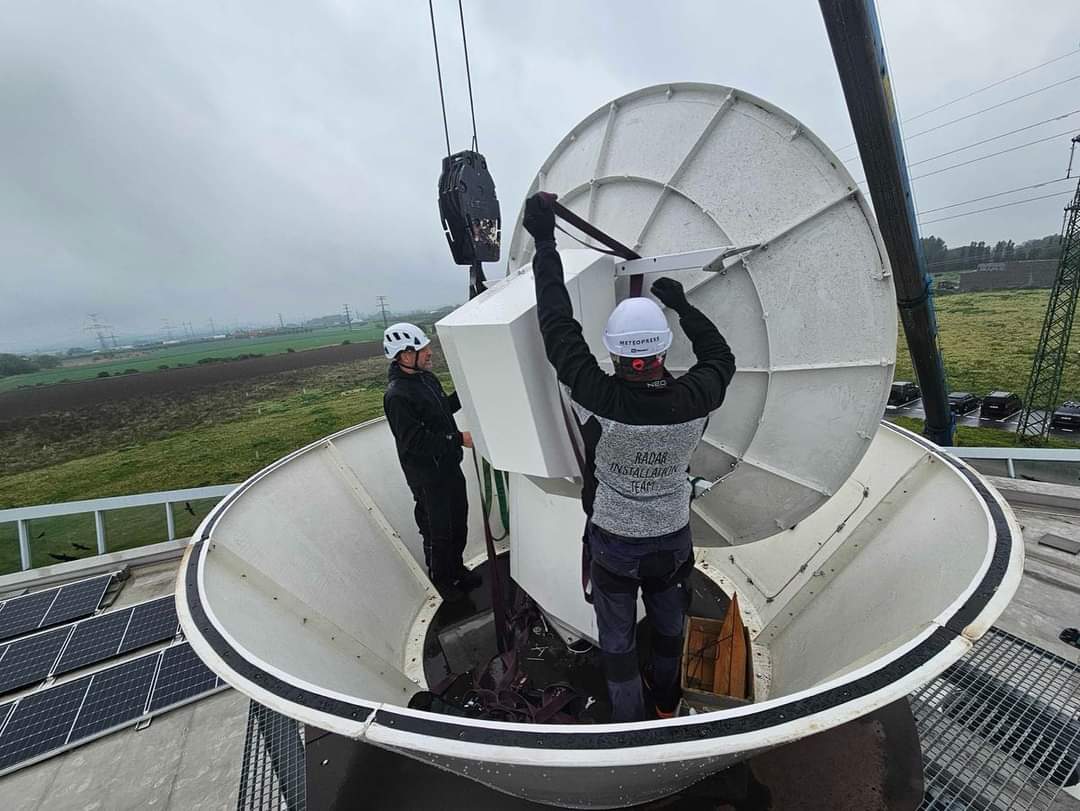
533, 241, 736, 536
383, 361, 464, 482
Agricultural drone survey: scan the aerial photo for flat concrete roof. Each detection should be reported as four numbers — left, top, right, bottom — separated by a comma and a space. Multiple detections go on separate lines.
3, 556, 247, 811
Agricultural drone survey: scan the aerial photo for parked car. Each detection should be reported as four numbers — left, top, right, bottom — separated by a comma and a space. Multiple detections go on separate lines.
888, 381, 921, 408
980, 391, 1023, 421
1050, 400, 1080, 430
948, 391, 981, 415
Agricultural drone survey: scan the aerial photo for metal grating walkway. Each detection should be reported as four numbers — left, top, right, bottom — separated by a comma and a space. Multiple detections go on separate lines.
237, 627, 1080, 810
913, 628, 1080, 810
237, 701, 306, 811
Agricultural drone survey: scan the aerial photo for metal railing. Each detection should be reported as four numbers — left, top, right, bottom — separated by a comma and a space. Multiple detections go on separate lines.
2, 444, 1080, 575
0, 485, 237, 571
948, 446, 1080, 479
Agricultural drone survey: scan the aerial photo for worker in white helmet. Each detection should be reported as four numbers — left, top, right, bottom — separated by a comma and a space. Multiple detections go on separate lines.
382, 322, 479, 601
523, 193, 736, 722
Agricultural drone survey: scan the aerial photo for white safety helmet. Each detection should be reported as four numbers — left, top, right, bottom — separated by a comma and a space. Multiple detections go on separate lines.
383, 322, 431, 360
602, 298, 673, 357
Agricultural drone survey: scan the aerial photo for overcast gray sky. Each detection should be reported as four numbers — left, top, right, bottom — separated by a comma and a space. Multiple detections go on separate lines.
3, 1, 1079, 352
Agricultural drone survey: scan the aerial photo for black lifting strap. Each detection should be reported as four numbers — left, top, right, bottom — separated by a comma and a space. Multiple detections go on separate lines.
546, 198, 646, 297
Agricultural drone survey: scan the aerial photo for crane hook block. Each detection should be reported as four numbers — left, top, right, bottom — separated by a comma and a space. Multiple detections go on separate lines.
438, 150, 501, 265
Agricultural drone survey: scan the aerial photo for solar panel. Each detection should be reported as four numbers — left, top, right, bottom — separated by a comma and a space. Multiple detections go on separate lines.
0, 676, 91, 771
52, 608, 133, 677
147, 643, 218, 712
68, 655, 158, 741
0, 589, 59, 642
118, 597, 177, 655
0, 643, 223, 776
0, 627, 72, 696
41, 575, 112, 628
0, 574, 114, 644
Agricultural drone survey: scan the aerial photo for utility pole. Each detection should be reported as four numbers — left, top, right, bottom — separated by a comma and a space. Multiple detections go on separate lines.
1017, 163, 1080, 443
161, 319, 174, 341
375, 296, 390, 330
278, 312, 285, 330
343, 304, 353, 331
819, 0, 954, 445
208, 317, 217, 336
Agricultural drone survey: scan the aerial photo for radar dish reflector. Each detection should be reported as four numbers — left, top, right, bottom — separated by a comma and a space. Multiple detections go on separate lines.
508, 83, 896, 544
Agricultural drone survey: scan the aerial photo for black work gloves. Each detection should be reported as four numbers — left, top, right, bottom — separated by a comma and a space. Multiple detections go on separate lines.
523, 192, 557, 244
651, 277, 691, 315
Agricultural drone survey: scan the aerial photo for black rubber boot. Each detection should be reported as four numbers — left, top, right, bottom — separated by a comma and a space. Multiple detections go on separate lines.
455, 568, 483, 591
435, 580, 467, 602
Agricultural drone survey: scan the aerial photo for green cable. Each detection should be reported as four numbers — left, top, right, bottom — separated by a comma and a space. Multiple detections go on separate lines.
481, 457, 510, 540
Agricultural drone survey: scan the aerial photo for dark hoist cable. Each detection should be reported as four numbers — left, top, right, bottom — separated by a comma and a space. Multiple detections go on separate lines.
427, 0, 509, 651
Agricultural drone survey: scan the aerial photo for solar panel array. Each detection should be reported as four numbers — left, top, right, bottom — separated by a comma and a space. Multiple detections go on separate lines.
0, 575, 112, 642
0, 596, 179, 697
0, 642, 225, 775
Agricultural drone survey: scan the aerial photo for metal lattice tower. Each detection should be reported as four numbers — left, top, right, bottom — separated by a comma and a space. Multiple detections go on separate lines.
1016, 176, 1080, 441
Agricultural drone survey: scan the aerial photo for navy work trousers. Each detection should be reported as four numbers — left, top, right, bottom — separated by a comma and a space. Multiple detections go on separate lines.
587, 521, 693, 723
407, 466, 468, 588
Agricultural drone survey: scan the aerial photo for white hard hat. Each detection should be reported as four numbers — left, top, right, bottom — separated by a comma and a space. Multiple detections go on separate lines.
384, 322, 431, 359
602, 298, 673, 357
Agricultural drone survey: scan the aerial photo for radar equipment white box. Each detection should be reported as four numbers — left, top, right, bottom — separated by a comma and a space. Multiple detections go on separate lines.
436, 250, 615, 479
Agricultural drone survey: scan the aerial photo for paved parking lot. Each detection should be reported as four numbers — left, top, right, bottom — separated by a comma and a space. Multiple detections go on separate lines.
886, 400, 1080, 441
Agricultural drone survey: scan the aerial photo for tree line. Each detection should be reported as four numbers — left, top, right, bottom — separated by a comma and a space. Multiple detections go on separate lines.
0, 353, 62, 378
922, 233, 1062, 271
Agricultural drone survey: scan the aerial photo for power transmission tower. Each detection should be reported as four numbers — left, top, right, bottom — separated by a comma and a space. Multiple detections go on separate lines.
1016, 170, 1080, 443
84, 314, 113, 351
278, 313, 285, 329
161, 319, 175, 341
343, 304, 353, 331
208, 317, 217, 335
375, 296, 390, 330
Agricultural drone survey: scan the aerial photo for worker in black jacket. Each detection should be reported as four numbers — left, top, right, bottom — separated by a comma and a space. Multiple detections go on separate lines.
382, 322, 480, 601
523, 193, 736, 722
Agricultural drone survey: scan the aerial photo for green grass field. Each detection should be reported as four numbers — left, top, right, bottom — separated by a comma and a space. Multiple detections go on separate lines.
0, 325, 384, 392
0, 497, 220, 575
894, 289, 1076, 398
0, 288, 1074, 574
886, 415, 1076, 448
0, 383, 389, 573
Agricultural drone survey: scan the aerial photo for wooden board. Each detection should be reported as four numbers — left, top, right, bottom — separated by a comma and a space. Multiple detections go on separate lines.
682, 595, 752, 702
712, 594, 747, 699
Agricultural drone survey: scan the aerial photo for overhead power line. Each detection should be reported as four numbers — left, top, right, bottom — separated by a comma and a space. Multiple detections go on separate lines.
903, 75, 1080, 142
905, 47, 1080, 125
844, 110, 1080, 165
917, 176, 1075, 216
910, 128, 1079, 181
918, 190, 1074, 225
854, 129, 1079, 186
909, 112, 1080, 166
838, 73, 1080, 152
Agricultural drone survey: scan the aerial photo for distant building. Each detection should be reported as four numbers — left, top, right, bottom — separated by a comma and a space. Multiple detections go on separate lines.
959, 260, 1059, 292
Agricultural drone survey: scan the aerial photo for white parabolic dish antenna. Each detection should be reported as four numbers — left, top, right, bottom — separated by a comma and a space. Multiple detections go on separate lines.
508, 82, 896, 544
178, 83, 1023, 810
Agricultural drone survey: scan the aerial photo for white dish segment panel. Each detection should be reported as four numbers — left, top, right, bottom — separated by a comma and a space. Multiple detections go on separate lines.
504, 83, 896, 544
